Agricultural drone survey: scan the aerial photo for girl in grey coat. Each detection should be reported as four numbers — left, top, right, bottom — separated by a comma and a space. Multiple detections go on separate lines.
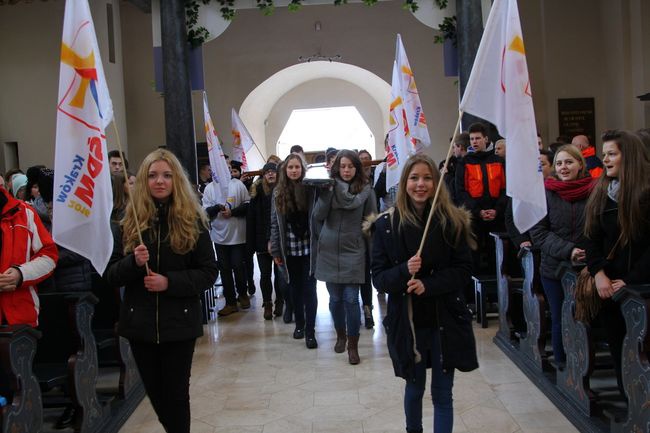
313, 150, 377, 364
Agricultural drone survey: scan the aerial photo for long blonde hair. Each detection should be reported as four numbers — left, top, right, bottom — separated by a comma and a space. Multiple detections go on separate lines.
395, 154, 475, 249
122, 149, 208, 254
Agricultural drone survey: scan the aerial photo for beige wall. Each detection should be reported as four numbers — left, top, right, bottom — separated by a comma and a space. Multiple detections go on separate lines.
0, 0, 127, 172
1, 0, 648, 172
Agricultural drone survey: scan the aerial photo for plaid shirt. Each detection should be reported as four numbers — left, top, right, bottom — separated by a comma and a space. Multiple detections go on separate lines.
286, 222, 310, 257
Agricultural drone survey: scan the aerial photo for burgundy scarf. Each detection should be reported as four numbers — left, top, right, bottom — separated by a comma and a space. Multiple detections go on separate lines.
544, 176, 594, 202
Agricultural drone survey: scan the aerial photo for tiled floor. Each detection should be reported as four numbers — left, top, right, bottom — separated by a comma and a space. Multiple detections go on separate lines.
119, 282, 578, 433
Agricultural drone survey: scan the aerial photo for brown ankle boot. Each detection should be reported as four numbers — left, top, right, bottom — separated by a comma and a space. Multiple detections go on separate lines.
263, 302, 273, 320
347, 335, 360, 364
334, 329, 347, 353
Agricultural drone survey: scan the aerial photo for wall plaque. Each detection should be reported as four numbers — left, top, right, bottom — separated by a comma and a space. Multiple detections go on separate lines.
558, 98, 595, 143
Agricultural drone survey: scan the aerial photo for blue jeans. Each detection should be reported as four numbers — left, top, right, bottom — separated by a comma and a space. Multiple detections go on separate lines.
540, 276, 566, 363
326, 283, 361, 337
404, 329, 454, 433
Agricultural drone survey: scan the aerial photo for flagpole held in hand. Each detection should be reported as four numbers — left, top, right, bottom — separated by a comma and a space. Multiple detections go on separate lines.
414, 110, 463, 259
112, 122, 151, 275
405, 110, 463, 365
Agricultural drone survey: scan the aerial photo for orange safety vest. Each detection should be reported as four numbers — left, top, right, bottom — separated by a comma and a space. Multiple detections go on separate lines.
464, 161, 506, 199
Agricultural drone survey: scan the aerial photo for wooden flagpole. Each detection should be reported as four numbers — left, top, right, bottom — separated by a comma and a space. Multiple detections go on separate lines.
112, 122, 150, 274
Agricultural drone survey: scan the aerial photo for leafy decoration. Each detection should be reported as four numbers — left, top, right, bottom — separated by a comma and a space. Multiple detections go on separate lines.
185, 0, 451, 45
434, 15, 457, 46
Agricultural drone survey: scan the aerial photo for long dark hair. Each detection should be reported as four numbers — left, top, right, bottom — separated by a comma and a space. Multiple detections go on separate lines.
585, 130, 650, 245
275, 154, 308, 215
330, 149, 367, 194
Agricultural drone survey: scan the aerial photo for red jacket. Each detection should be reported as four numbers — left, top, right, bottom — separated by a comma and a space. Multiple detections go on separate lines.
0, 188, 58, 326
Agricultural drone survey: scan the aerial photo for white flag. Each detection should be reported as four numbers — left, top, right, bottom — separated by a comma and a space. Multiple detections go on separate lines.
53, 0, 114, 274
395, 34, 430, 151
459, 0, 546, 232
385, 61, 416, 189
203, 92, 231, 199
231, 109, 255, 171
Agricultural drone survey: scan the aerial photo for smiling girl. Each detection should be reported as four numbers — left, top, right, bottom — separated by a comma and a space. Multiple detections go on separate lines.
530, 144, 594, 368
371, 154, 477, 433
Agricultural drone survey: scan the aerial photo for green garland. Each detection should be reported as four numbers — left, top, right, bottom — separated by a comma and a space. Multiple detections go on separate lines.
185, 0, 456, 47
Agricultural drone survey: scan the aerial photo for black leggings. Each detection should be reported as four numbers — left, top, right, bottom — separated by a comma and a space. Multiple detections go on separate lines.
129, 339, 196, 433
257, 252, 284, 303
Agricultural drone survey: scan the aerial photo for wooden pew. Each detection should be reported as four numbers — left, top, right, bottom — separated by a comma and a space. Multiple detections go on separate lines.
90, 273, 140, 401
0, 324, 42, 433
611, 284, 650, 432
34, 292, 107, 433
518, 247, 548, 373
557, 266, 596, 416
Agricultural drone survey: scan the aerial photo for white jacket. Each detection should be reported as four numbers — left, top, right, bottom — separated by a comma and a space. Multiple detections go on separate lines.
202, 178, 250, 245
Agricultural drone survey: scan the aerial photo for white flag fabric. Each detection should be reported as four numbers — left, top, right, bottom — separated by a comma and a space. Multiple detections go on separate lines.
203, 92, 231, 199
385, 61, 416, 189
459, 0, 546, 232
53, 0, 114, 274
231, 109, 255, 171
395, 34, 430, 151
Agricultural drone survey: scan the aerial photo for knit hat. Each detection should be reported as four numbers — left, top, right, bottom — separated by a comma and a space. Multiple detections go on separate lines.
37, 168, 55, 203
262, 162, 277, 174
11, 174, 27, 198
26, 165, 45, 199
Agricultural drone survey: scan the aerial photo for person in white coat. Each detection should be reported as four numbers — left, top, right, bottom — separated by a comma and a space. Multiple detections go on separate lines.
202, 177, 250, 316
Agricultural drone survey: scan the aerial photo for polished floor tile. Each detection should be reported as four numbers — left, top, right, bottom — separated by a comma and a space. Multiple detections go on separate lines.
119, 281, 577, 433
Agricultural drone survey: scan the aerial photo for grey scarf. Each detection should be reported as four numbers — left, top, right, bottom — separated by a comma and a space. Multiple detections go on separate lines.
331, 179, 371, 210
607, 179, 620, 203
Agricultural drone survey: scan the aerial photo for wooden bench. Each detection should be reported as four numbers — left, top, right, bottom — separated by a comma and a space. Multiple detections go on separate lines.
557, 266, 597, 416
611, 284, 650, 431
518, 247, 548, 373
90, 273, 140, 400
34, 292, 107, 432
0, 324, 42, 433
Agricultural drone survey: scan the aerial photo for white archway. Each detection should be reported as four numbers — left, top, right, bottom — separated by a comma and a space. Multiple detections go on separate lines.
239, 61, 391, 159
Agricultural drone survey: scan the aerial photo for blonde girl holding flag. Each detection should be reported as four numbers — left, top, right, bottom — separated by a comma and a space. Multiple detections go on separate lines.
371, 154, 477, 433
107, 149, 218, 433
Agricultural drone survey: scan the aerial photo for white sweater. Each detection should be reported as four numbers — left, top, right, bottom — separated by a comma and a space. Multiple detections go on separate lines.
202, 178, 250, 245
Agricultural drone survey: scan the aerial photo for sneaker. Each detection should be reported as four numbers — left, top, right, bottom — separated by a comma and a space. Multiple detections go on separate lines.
218, 304, 238, 317
238, 295, 251, 309
293, 328, 305, 339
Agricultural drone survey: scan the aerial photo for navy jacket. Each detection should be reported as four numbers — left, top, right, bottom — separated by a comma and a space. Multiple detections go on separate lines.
371, 209, 478, 379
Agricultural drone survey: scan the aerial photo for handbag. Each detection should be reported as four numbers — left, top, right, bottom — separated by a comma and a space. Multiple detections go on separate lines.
574, 235, 622, 323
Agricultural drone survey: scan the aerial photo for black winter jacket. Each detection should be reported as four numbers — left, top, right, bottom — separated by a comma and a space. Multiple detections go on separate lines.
247, 182, 274, 253
106, 203, 219, 343
585, 196, 650, 283
371, 209, 478, 380
530, 189, 588, 279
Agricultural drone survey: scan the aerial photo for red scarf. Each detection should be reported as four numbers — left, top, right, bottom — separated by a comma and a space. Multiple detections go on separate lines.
544, 176, 594, 202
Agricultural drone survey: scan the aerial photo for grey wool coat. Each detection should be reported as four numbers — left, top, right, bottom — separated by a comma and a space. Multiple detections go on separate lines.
313, 179, 377, 284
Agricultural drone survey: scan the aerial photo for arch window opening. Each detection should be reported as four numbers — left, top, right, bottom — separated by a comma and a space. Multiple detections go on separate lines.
276, 106, 375, 161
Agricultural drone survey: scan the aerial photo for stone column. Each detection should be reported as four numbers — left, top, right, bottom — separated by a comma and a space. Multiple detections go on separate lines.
457, 0, 486, 131
160, 0, 197, 183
